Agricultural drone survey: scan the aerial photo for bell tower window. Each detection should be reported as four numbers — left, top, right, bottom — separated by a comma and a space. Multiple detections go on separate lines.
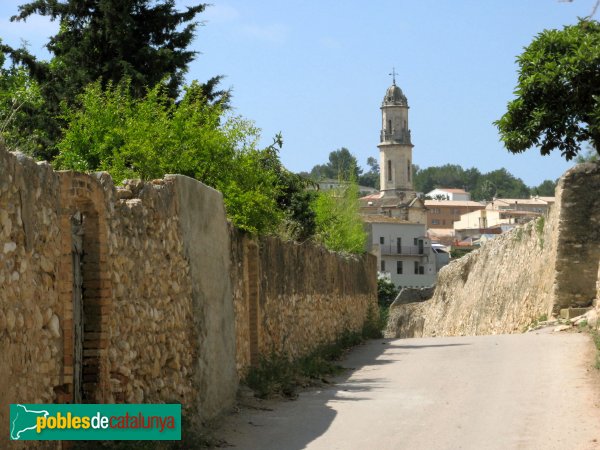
387, 119, 392, 133
387, 160, 392, 181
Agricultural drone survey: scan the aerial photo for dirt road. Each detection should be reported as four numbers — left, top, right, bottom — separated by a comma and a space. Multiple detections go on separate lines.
213, 331, 600, 450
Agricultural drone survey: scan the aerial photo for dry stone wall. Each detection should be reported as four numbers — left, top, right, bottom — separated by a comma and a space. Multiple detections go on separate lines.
1, 145, 377, 447
386, 162, 600, 339
231, 229, 378, 377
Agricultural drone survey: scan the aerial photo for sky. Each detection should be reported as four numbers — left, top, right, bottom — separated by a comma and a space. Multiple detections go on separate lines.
0, 0, 595, 187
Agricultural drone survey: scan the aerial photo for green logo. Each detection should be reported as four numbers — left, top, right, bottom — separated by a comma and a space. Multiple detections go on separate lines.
10, 404, 181, 441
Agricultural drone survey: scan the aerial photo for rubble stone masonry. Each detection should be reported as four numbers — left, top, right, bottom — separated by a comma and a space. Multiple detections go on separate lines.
386, 162, 600, 338
0, 145, 377, 448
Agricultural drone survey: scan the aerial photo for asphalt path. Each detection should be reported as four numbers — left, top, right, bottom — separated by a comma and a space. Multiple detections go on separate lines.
214, 331, 600, 450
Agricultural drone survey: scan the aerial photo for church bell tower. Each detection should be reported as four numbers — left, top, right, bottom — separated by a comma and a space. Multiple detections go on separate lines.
379, 69, 414, 198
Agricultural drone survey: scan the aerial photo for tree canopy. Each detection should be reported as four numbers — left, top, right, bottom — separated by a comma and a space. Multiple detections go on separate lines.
309, 147, 362, 181
495, 19, 600, 160
54, 79, 284, 234
1, 0, 225, 160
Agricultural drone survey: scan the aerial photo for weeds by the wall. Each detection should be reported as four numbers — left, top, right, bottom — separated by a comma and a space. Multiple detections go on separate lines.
513, 227, 524, 242
245, 303, 385, 399
535, 216, 545, 249
590, 328, 600, 370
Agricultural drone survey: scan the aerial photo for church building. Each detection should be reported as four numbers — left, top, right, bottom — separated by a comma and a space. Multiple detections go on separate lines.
360, 75, 447, 288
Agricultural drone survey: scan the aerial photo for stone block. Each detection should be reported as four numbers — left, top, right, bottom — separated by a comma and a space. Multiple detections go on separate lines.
560, 307, 591, 319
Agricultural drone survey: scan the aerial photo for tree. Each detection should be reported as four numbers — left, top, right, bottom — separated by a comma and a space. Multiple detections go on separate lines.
531, 179, 557, 196
495, 19, 600, 160
412, 164, 470, 193
2, 0, 224, 160
309, 148, 362, 180
312, 177, 366, 254
358, 156, 380, 189
377, 278, 398, 305
471, 169, 530, 200
575, 146, 599, 163
54, 79, 283, 234
0, 46, 44, 153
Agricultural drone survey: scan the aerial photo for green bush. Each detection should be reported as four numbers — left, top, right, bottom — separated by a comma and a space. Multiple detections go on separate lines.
311, 177, 367, 253
54, 80, 284, 234
377, 278, 398, 305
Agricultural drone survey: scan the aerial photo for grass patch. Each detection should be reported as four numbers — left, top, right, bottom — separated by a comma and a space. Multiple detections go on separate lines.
535, 216, 545, 248
523, 313, 548, 332
513, 227, 524, 242
590, 328, 600, 370
245, 303, 387, 399
573, 321, 600, 370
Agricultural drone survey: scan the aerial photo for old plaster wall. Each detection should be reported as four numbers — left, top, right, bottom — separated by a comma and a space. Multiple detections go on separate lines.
231, 229, 378, 377
386, 162, 600, 339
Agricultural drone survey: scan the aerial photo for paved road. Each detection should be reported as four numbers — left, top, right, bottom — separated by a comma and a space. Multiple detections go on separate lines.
214, 331, 600, 450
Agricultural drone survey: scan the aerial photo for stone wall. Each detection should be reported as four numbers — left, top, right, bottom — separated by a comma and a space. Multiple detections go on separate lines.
386, 162, 600, 339
0, 148, 237, 448
231, 229, 378, 377
553, 163, 600, 311
0, 145, 377, 447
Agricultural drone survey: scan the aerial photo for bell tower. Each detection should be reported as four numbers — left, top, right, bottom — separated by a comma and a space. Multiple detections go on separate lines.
379, 69, 414, 198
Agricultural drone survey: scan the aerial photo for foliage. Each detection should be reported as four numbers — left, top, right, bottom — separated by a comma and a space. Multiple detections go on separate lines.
377, 278, 398, 305
244, 306, 386, 400
2, 0, 224, 160
358, 156, 380, 189
413, 164, 531, 201
535, 216, 545, 249
244, 330, 364, 399
311, 176, 367, 253
575, 146, 600, 163
54, 79, 283, 234
309, 147, 362, 180
0, 49, 44, 153
495, 19, 600, 160
451, 246, 477, 259
531, 179, 557, 196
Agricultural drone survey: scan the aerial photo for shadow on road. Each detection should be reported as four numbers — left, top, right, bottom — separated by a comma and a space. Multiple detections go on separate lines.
211, 338, 413, 450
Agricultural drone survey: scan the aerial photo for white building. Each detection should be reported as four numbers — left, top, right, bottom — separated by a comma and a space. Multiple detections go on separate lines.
426, 188, 471, 201
363, 216, 437, 288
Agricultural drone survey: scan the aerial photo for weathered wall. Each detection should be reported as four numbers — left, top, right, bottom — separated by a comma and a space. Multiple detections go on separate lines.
0, 148, 237, 448
0, 154, 64, 449
553, 163, 600, 311
1, 145, 377, 447
386, 162, 600, 339
231, 229, 378, 377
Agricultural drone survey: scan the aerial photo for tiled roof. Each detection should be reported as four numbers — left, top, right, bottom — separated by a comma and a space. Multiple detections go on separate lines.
360, 214, 417, 224
424, 200, 485, 207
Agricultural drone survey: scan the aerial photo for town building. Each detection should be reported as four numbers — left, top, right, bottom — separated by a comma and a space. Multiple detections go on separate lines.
363, 215, 438, 287
426, 187, 471, 201
425, 199, 485, 229
487, 197, 555, 215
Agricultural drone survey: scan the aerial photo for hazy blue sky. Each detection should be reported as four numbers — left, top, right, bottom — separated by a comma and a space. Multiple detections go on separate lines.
0, 1, 595, 186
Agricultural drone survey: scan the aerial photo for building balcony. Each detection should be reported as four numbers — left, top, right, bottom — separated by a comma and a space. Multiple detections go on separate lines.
380, 245, 430, 256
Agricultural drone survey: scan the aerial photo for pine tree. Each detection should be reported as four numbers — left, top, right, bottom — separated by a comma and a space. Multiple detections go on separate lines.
1, 0, 223, 160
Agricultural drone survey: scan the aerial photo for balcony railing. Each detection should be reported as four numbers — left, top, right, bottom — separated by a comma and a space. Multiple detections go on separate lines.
380, 245, 430, 256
